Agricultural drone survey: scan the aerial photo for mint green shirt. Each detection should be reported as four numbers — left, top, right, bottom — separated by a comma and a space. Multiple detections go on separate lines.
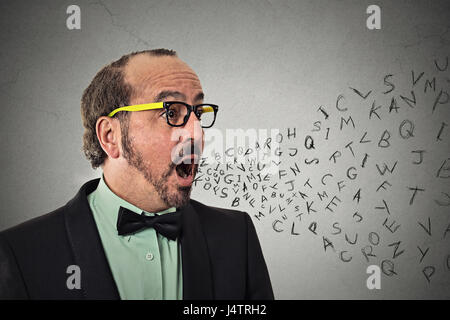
87, 175, 183, 300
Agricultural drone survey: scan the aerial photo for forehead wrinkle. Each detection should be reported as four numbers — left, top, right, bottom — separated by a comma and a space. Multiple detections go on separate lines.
153, 90, 204, 103
124, 55, 198, 85
131, 70, 201, 92
131, 82, 203, 105
142, 71, 201, 85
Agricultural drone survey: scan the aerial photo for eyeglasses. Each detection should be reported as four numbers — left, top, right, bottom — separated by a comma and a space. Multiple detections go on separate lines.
107, 101, 219, 128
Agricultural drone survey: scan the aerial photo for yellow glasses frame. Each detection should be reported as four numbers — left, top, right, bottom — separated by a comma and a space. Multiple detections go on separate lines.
108, 102, 161, 117
107, 101, 218, 128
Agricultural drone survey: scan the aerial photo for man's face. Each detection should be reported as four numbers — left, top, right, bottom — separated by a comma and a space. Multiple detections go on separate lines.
121, 55, 204, 209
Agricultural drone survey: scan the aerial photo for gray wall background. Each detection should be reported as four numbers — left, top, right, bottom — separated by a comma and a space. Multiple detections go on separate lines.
1, 0, 449, 299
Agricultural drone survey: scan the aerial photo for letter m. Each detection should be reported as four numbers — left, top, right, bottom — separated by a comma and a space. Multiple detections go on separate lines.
340, 116, 355, 130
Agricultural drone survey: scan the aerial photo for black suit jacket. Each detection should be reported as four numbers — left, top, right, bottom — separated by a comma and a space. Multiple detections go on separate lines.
0, 179, 274, 300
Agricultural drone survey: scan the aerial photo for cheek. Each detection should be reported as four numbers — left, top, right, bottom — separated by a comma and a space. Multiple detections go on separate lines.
130, 117, 179, 166
137, 132, 177, 165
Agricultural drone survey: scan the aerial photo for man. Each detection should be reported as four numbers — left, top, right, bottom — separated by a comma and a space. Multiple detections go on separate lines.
0, 49, 274, 300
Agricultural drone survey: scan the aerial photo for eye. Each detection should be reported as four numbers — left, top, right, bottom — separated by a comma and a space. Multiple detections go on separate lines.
167, 109, 177, 119
195, 107, 204, 118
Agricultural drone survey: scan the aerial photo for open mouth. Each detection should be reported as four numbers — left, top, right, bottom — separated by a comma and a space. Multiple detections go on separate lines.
176, 163, 192, 178
175, 162, 198, 179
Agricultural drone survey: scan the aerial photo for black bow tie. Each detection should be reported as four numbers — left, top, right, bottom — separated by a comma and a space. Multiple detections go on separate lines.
116, 206, 182, 240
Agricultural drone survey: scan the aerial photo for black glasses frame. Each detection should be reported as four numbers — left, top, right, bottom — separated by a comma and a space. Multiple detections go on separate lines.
163, 101, 219, 128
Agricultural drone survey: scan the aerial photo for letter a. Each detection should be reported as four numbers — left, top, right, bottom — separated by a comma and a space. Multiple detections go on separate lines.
66, 5, 81, 30
66, 265, 81, 289
366, 5, 381, 30
366, 265, 381, 289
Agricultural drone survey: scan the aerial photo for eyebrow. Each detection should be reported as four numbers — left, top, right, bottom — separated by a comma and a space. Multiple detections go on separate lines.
154, 90, 204, 103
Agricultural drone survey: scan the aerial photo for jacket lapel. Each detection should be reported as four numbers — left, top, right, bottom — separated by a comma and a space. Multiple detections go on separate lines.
179, 202, 214, 299
64, 179, 120, 299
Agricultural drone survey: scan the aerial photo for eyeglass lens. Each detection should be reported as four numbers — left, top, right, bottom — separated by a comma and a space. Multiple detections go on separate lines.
166, 103, 215, 128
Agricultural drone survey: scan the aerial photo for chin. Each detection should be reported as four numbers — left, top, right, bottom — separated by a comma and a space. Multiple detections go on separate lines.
164, 185, 192, 208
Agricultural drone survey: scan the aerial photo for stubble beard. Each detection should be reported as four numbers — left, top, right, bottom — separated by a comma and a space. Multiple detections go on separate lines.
121, 126, 192, 209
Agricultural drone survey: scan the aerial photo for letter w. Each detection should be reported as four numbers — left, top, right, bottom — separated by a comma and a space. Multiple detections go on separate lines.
376, 161, 398, 175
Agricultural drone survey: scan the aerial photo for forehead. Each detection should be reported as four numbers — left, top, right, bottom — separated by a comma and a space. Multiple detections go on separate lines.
124, 54, 203, 103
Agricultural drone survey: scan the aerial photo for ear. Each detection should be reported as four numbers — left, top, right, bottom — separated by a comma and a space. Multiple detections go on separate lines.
96, 116, 121, 159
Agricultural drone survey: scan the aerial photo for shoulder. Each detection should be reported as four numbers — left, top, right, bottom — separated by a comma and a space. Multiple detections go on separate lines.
0, 205, 68, 248
189, 199, 253, 232
0, 178, 99, 245
190, 199, 248, 219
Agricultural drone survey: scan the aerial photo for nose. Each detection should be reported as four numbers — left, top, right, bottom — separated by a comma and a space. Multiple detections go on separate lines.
185, 108, 202, 132
178, 109, 204, 153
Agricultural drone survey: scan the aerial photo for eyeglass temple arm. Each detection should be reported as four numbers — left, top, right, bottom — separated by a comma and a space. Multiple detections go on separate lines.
108, 103, 216, 117
107, 102, 164, 117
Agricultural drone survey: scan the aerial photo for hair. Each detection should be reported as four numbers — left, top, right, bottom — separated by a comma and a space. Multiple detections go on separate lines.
80, 48, 177, 169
